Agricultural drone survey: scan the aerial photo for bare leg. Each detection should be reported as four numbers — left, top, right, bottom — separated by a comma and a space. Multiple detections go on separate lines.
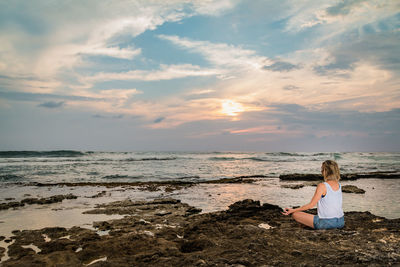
292, 212, 315, 229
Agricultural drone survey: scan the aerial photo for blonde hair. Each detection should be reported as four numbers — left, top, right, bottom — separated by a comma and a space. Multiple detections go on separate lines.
322, 160, 340, 181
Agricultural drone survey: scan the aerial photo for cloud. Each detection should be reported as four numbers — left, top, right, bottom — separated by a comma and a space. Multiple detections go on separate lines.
158, 34, 271, 70
283, 85, 300, 91
82, 64, 220, 84
284, 0, 399, 33
153, 117, 165, 123
326, 0, 367, 16
37, 101, 65, 108
314, 31, 400, 75
263, 61, 300, 72
92, 114, 124, 119
0, 0, 239, 82
0, 91, 100, 102
92, 114, 106, 119
0, 88, 143, 116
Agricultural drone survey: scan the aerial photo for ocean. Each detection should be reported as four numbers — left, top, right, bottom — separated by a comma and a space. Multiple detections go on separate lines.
1, 151, 399, 184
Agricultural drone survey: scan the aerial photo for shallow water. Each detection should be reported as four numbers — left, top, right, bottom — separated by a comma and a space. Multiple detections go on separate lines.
176, 179, 400, 219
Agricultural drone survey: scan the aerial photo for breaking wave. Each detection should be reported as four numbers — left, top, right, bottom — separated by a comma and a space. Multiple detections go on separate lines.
208, 157, 238, 161
123, 157, 178, 161
0, 174, 24, 181
0, 150, 86, 158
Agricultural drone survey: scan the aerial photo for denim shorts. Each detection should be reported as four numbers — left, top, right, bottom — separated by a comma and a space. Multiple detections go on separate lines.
313, 215, 344, 230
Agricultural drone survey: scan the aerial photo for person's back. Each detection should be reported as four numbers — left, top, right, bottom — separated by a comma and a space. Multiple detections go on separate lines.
317, 181, 344, 219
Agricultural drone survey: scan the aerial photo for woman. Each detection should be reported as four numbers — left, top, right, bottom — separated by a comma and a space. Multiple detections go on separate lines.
282, 160, 345, 229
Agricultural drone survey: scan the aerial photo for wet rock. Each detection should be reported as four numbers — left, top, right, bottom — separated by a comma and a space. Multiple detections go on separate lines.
155, 210, 172, 216
185, 207, 202, 216
291, 250, 302, 256
228, 199, 261, 214
0, 246, 4, 258
281, 184, 304, 189
152, 198, 181, 205
280, 172, 400, 181
88, 191, 107, 198
206, 177, 256, 183
137, 184, 161, 191
342, 185, 366, 194
164, 184, 185, 192
280, 173, 324, 181
194, 259, 207, 266
93, 221, 112, 231
0, 194, 78, 211
0, 236, 5, 241
27, 176, 257, 190
1, 199, 399, 266
21, 194, 77, 205
180, 238, 215, 253
0, 201, 24, 210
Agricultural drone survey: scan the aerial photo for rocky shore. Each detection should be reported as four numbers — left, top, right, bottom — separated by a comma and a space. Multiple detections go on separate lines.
1, 198, 399, 266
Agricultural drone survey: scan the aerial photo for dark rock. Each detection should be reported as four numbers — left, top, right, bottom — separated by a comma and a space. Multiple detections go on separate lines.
33, 194, 77, 204
342, 185, 366, 194
0, 194, 78, 211
180, 238, 215, 253
195, 259, 207, 266
155, 210, 172, 216
280, 172, 400, 181
93, 221, 112, 230
281, 184, 305, 189
22, 177, 260, 192
291, 250, 302, 256
88, 191, 107, 198
0, 246, 4, 258
228, 199, 261, 213
203, 177, 255, 184
280, 173, 323, 181
152, 198, 181, 205
0, 201, 24, 210
185, 207, 202, 216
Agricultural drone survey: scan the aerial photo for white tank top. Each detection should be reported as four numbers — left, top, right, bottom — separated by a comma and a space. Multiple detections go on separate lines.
317, 182, 344, 219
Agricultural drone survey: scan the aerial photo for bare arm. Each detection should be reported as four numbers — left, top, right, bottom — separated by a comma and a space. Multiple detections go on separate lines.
282, 183, 326, 215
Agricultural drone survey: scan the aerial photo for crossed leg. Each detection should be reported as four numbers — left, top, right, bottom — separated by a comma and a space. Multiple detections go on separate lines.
292, 211, 315, 228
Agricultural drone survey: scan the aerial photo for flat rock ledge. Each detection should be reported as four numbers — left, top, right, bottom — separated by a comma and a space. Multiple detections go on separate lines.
342, 185, 366, 194
1, 198, 400, 266
0, 194, 77, 210
281, 183, 366, 194
280, 172, 400, 181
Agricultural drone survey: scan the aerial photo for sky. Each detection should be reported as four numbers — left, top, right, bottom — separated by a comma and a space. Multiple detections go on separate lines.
0, 0, 399, 152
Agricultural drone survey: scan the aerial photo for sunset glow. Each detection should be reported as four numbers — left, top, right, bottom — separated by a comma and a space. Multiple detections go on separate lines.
221, 100, 244, 117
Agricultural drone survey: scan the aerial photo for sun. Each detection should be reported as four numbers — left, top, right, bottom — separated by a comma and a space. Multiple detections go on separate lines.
221, 100, 244, 116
